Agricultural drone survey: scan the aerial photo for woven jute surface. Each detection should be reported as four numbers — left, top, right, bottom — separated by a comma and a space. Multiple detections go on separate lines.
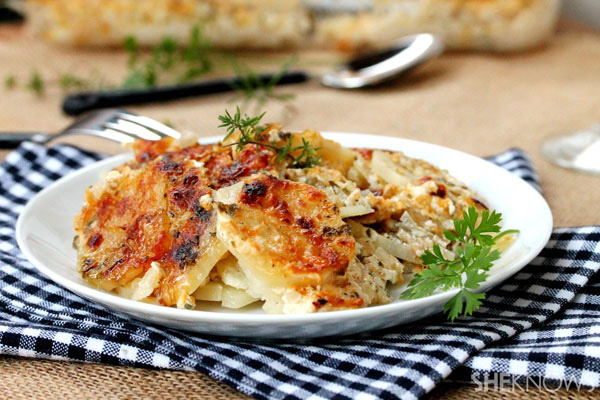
0, 20, 599, 399
0, 356, 248, 400
1, 355, 598, 400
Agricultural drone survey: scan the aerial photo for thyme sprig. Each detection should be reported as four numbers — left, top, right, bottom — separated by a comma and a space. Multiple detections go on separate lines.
218, 107, 320, 168
121, 26, 213, 89
27, 71, 44, 97
4, 75, 16, 89
229, 55, 297, 113
5, 26, 298, 113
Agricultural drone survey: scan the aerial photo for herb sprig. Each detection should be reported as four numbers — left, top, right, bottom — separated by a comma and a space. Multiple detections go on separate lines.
218, 107, 320, 168
59, 74, 92, 92
229, 56, 297, 113
27, 71, 44, 97
4, 75, 16, 89
401, 206, 518, 321
5, 26, 298, 113
122, 26, 214, 89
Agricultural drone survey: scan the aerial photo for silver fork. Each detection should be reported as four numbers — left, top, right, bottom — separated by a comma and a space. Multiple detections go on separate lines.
0, 109, 180, 148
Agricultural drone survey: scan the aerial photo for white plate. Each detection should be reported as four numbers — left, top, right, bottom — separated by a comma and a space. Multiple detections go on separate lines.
16, 134, 552, 339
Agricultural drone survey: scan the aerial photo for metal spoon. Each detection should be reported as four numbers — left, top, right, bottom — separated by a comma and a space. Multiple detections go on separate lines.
321, 33, 444, 89
62, 33, 444, 116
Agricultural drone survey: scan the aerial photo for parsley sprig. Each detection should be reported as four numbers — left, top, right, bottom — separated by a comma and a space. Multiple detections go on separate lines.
401, 206, 519, 321
218, 107, 320, 168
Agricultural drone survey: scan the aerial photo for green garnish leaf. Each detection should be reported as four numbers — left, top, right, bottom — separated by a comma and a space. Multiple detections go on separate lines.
218, 106, 266, 147
290, 137, 321, 168
121, 25, 213, 89
444, 289, 486, 322
463, 290, 486, 317
5, 75, 16, 89
59, 74, 91, 92
218, 107, 320, 168
153, 37, 178, 70
179, 25, 212, 78
27, 71, 44, 97
124, 35, 139, 68
121, 66, 156, 89
402, 205, 518, 321
419, 244, 450, 267
229, 55, 297, 111
444, 290, 465, 322
401, 264, 461, 300
465, 208, 501, 245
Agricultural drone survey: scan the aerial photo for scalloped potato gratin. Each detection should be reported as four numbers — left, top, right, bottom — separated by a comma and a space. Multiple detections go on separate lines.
73, 124, 488, 313
21, 0, 559, 51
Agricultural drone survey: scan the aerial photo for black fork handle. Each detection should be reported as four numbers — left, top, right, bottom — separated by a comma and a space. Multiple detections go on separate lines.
62, 71, 310, 116
0, 133, 47, 148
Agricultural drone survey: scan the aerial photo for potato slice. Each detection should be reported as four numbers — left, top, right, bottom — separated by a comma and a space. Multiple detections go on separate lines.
221, 286, 259, 309
193, 282, 224, 302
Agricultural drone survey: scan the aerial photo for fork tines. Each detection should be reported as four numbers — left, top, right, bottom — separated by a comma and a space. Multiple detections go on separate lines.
64, 109, 181, 144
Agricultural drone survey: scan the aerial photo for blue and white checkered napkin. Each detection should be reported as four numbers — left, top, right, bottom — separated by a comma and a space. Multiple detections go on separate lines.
1, 142, 599, 399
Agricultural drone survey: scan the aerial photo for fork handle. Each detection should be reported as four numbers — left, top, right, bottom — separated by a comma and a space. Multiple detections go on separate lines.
62, 71, 310, 116
0, 133, 48, 148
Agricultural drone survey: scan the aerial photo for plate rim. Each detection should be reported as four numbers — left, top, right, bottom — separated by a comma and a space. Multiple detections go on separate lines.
15, 133, 553, 326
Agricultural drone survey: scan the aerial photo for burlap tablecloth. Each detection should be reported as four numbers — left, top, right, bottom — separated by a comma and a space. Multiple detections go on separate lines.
0, 20, 599, 399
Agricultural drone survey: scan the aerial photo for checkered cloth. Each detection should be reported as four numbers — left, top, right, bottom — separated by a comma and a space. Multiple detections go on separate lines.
1, 143, 599, 399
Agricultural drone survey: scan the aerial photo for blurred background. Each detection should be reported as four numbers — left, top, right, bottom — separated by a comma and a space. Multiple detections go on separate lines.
563, 0, 600, 28
0, 0, 599, 225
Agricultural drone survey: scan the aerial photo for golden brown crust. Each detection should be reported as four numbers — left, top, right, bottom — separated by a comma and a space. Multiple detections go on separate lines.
74, 141, 276, 306
216, 174, 355, 287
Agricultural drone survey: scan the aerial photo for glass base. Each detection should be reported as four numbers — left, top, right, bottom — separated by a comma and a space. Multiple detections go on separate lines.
540, 124, 600, 175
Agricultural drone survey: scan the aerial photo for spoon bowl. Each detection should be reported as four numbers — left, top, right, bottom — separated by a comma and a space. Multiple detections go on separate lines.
321, 33, 444, 89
